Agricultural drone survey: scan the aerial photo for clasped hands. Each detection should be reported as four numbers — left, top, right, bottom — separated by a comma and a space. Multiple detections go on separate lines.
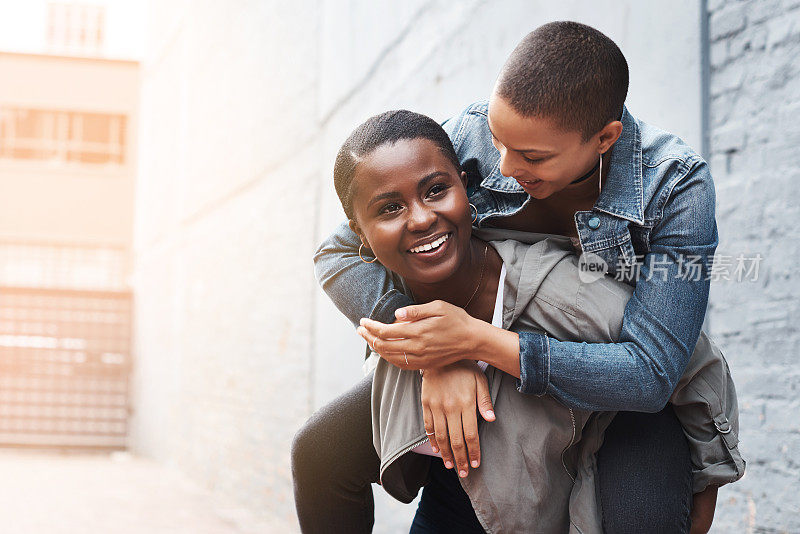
357, 300, 495, 478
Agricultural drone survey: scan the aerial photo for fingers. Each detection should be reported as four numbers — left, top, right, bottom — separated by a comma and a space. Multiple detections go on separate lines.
445, 410, 469, 478
462, 405, 481, 470
359, 317, 423, 344
356, 326, 417, 361
395, 301, 446, 321
432, 409, 453, 470
361, 333, 419, 356
475, 373, 496, 422
423, 405, 439, 454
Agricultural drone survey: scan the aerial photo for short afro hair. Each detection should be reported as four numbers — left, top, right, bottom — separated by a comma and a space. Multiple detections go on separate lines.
496, 21, 629, 140
333, 110, 461, 220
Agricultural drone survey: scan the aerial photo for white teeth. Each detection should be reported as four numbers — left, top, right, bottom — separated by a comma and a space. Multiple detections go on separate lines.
410, 233, 450, 253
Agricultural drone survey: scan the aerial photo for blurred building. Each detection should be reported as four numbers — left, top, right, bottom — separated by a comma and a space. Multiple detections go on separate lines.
0, 1, 138, 449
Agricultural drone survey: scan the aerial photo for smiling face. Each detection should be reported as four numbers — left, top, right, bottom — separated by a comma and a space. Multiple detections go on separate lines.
349, 138, 473, 285
487, 91, 620, 199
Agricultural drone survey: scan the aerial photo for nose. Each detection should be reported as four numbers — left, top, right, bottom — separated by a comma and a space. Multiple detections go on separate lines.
406, 201, 436, 233
497, 147, 516, 178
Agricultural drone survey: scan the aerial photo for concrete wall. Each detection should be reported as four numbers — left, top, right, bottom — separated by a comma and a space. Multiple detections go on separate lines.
133, 1, 800, 532
704, 0, 800, 531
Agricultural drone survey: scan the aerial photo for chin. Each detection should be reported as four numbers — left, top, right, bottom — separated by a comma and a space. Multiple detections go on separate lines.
412, 261, 460, 285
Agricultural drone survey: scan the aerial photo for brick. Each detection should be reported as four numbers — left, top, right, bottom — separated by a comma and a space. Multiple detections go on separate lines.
712, 124, 747, 152
710, 40, 729, 68
766, 15, 800, 47
728, 31, 751, 58
710, 4, 747, 40
707, 0, 734, 13
749, 0, 782, 24
749, 26, 769, 49
712, 60, 746, 94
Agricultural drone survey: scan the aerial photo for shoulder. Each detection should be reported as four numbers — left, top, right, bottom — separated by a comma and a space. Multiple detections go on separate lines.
441, 100, 501, 191
634, 117, 715, 224
442, 100, 491, 149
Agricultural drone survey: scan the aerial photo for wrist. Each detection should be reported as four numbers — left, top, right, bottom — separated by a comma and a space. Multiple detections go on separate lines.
474, 321, 520, 378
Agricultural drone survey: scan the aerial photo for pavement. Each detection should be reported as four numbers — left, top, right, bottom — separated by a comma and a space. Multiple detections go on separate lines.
0, 449, 289, 534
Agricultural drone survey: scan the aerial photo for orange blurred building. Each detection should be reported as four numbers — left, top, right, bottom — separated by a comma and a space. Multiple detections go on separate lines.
0, 3, 139, 449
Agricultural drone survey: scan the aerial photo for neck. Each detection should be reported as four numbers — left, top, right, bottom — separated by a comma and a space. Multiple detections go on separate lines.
551, 150, 611, 201
406, 236, 491, 310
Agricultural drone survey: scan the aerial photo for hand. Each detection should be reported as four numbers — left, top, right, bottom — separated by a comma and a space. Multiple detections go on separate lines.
356, 300, 480, 370
421, 360, 496, 478
690, 485, 717, 534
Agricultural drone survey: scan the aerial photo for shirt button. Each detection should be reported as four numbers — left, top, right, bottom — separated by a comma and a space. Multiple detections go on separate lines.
588, 217, 601, 230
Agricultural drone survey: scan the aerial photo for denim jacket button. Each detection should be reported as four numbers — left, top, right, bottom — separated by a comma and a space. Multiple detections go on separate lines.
588, 217, 601, 230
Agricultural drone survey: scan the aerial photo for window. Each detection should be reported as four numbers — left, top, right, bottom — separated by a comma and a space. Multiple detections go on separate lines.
47, 2, 105, 56
0, 107, 126, 165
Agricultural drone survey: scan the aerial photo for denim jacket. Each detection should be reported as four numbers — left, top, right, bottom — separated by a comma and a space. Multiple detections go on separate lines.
314, 101, 719, 414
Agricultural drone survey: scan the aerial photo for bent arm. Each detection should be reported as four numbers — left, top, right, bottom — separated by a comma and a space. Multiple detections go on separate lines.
522, 163, 717, 412
482, 162, 718, 413
313, 221, 412, 327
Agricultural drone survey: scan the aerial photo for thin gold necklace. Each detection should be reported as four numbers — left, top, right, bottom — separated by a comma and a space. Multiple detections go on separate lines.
463, 243, 488, 310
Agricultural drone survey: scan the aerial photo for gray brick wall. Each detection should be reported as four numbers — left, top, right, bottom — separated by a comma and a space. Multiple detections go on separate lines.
706, 1, 800, 532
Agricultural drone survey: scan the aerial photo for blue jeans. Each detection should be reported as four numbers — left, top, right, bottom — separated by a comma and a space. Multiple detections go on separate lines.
410, 458, 486, 533
597, 405, 693, 534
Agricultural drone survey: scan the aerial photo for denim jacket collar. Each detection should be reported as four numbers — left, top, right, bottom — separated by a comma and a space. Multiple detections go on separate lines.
478, 105, 645, 225
595, 106, 645, 225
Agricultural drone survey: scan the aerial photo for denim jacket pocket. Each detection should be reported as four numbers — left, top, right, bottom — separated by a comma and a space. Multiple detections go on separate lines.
577, 215, 638, 278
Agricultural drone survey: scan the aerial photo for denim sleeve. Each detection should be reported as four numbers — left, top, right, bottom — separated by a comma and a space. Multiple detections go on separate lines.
313, 221, 413, 327
517, 160, 718, 413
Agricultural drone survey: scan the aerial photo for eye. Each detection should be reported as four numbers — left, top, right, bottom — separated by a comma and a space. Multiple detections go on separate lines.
426, 183, 449, 197
379, 202, 403, 215
522, 155, 544, 164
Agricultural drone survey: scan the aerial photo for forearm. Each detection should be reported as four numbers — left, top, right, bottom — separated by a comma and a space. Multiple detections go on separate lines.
313, 221, 411, 326
514, 272, 709, 413
471, 319, 521, 378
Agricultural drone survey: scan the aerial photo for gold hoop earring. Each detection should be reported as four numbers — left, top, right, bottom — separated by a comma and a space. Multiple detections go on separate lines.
359, 243, 378, 263
469, 203, 478, 224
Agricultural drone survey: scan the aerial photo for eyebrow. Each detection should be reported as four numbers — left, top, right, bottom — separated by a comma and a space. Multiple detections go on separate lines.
366, 171, 449, 208
486, 122, 552, 155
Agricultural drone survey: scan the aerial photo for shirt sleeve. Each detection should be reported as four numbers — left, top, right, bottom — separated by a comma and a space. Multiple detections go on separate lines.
516, 160, 718, 413
313, 221, 414, 327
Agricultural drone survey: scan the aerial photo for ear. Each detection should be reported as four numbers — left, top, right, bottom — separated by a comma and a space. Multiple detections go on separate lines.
459, 170, 468, 190
597, 120, 623, 154
348, 219, 369, 249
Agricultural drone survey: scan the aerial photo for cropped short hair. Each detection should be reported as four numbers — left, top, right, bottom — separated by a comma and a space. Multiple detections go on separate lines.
496, 21, 629, 140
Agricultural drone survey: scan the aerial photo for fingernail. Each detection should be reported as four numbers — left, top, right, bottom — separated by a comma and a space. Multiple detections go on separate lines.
445, 461, 453, 469
396, 309, 407, 320
459, 470, 467, 478
431, 446, 439, 453
359, 318, 366, 326
486, 410, 495, 419
471, 460, 479, 468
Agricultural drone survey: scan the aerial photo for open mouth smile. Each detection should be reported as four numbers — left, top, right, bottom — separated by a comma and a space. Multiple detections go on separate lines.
517, 178, 543, 188
408, 232, 452, 255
